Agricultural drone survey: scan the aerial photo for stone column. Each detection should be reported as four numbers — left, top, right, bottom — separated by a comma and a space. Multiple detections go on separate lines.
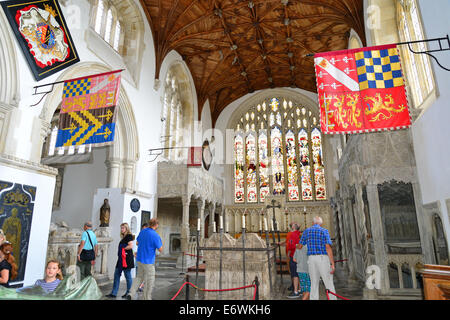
198, 199, 206, 240
343, 197, 358, 282
355, 185, 369, 272
412, 182, 434, 264
366, 183, 390, 295
105, 158, 121, 188
123, 160, 136, 190
181, 195, 191, 261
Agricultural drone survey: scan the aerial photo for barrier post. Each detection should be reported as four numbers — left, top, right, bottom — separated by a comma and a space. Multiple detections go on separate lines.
254, 276, 260, 300
186, 274, 190, 300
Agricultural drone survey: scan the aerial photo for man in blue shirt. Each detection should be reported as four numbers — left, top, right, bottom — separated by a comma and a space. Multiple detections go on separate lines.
76, 222, 98, 279
127, 218, 162, 300
297, 216, 336, 300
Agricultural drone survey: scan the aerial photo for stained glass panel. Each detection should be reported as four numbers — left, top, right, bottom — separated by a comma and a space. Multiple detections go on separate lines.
286, 130, 299, 201
232, 97, 326, 204
271, 98, 279, 112
299, 129, 313, 201
259, 131, 270, 201
312, 128, 327, 200
234, 135, 245, 203
271, 127, 285, 195
246, 134, 257, 203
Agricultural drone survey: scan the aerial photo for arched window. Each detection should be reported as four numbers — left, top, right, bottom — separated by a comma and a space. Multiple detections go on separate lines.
104, 9, 113, 43
113, 21, 121, 51
161, 73, 186, 161
92, 0, 123, 53
396, 0, 435, 108
233, 97, 327, 204
94, 0, 104, 34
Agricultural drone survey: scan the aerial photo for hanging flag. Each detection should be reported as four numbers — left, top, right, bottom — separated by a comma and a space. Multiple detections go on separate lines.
55, 70, 122, 148
314, 44, 411, 134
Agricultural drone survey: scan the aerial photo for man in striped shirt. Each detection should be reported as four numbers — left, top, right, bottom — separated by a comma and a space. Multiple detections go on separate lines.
297, 216, 337, 300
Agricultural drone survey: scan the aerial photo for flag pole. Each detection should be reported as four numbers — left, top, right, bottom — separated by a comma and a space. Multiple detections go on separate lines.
30, 69, 125, 107
305, 35, 449, 71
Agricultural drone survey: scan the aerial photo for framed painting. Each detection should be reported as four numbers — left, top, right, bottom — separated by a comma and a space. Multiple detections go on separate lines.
1, 0, 80, 81
0, 181, 36, 285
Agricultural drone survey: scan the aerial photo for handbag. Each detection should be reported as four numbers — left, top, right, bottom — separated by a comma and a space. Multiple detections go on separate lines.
80, 231, 96, 262
121, 248, 128, 268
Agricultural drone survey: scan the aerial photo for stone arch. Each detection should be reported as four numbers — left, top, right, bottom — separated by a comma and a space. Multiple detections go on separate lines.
158, 58, 197, 160
162, 60, 196, 130
40, 61, 140, 190
0, 9, 20, 153
227, 88, 320, 130
348, 28, 364, 49
0, 9, 19, 106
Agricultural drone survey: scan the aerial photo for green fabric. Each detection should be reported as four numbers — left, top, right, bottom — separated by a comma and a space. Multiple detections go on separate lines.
0, 276, 103, 300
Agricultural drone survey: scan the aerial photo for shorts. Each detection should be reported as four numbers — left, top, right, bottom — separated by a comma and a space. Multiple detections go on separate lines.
289, 257, 298, 278
298, 272, 311, 293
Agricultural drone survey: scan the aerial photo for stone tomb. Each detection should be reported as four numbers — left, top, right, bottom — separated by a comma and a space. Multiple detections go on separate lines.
203, 232, 275, 300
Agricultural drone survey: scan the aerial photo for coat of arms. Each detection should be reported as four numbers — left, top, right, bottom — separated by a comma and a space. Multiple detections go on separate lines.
1, 0, 79, 81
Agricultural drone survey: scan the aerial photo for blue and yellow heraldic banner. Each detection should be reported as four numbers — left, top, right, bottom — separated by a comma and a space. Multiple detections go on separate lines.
56, 70, 122, 149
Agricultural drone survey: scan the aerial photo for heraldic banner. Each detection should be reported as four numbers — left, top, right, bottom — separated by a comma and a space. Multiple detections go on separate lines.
55, 70, 122, 149
1, 0, 80, 81
314, 44, 411, 135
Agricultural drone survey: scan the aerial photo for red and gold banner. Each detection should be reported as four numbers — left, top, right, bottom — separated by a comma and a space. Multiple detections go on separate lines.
314, 44, 411, 134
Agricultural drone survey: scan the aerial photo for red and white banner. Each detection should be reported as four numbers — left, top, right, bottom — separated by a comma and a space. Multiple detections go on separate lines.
314, 44, 411, 134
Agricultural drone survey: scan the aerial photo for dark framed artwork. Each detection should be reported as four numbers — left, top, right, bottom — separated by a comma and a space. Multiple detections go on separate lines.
0, 181, 36, 284
1, 0, 80, 81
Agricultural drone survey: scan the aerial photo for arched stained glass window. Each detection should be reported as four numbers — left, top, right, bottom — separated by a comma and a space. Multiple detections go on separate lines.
312, 128, 327, 200
258, 131, 270, 201
286, 130, 299, 201
233, 97, 327, 203
298, 129, 312, 201
234, 135, 245, 203
246, 134, 257, 203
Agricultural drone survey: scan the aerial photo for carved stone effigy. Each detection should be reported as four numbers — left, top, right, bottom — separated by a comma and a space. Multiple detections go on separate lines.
46, 222, 113, 283
203, 232, 275, 300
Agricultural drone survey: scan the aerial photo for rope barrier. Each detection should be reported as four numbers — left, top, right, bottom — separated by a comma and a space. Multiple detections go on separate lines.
334, 259, 348, 263
171, 282, 258, 301
326, 289, 350, 300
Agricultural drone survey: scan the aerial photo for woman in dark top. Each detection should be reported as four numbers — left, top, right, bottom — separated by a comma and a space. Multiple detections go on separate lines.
106, 223, 135, 299
0, 242, 18, 288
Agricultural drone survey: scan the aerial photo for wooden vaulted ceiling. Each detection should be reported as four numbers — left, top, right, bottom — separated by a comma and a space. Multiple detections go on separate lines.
139, 0, 365, 126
